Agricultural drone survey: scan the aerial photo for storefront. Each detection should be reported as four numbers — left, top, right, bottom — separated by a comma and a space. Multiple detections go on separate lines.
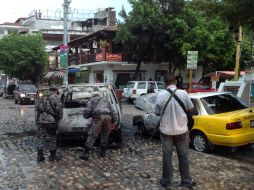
75, 61, 169, 87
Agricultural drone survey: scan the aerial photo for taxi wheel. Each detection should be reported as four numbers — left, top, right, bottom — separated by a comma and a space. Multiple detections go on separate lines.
137, 123, 150, 137
191, 132, 210, 153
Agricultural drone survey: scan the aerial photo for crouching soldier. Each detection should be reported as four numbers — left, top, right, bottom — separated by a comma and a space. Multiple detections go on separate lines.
80, 93, 117, 160
36, 87, 63, 162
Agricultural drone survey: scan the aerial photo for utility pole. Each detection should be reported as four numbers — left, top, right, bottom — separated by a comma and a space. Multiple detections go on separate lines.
234, 25, 243, 80
63, 0, 71, 85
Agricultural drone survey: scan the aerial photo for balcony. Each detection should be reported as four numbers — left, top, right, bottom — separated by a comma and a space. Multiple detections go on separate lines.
68, 52, 133, 65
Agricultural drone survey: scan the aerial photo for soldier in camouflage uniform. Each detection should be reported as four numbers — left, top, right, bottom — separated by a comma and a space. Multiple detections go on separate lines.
36, 87, 63, 162
80, 93, 117, 160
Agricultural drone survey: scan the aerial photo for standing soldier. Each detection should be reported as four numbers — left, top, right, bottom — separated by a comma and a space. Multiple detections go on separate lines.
80, 93, 117, 161
36, 87, 63, 162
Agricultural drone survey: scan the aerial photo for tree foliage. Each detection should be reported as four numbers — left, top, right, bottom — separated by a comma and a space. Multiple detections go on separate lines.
116, 0, 163, 79
117, 0, 241, 76
0, 33, 47, 84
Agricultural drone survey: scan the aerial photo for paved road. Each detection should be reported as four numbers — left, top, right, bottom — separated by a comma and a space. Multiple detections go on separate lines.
0, 98, 253, 189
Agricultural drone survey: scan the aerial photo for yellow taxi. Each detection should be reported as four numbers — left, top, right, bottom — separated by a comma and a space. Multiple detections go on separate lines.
190, 92, 254, 152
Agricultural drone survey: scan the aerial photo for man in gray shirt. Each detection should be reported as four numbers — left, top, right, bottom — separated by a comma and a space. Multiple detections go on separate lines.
155, 73, 196, 188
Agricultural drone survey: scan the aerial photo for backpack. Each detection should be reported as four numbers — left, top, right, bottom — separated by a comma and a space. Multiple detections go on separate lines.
37, 95, 60, 121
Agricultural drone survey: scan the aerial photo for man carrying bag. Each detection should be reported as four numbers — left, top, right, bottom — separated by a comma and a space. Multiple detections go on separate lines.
155, 73, 196, 188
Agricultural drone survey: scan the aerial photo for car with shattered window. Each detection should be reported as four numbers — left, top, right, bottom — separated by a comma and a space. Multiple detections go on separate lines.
57, 83, 122, 146
14, 81, 37, 105
133, 92, 254, 152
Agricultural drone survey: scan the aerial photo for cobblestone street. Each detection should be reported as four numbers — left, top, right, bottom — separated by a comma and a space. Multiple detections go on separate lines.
0, 98, 253, 190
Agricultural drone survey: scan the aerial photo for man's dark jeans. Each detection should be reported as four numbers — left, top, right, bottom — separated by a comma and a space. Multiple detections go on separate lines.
160, 131, 192, 187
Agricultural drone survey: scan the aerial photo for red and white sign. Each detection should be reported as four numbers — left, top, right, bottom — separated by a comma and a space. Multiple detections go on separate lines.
96, 53, 122, 62
106, 53, 122, 62
96, 53, 105, 61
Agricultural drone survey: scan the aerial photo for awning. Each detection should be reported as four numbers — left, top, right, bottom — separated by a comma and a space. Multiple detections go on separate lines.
68, 67, 80, 73
44, 71, 55, 79
53, 71, 65, 78
80, 66, 89, 71
203, 71, 245, 78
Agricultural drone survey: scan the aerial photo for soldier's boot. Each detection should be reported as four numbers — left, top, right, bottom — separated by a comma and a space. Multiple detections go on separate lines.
37, 150, 45, 162
49, 150, 59, 161
79, 147, 90, 160
100, 146, 106, 158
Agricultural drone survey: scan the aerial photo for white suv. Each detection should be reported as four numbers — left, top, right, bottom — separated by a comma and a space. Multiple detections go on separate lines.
122, 81, 165, 100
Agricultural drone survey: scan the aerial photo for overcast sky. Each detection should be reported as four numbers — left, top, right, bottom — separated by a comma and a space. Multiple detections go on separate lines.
0, 0, 131, 23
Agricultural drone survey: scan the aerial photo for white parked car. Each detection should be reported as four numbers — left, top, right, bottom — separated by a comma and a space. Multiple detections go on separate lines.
122, 81, 165, 100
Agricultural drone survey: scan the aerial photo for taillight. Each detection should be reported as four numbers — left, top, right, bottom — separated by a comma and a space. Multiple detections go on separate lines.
133, 90, 136, 94
226, 121, 242, 130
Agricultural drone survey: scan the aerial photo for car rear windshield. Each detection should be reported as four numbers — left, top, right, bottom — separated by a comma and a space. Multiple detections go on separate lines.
201, 93, 249, 114
126, 82, 135, 88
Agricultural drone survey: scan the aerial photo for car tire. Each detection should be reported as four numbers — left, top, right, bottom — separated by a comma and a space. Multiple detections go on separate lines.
127, 98, 133, 103
137, 122, 151, 137
191, 132, 211, 153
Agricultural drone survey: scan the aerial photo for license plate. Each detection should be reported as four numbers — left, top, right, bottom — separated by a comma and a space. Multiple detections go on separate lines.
30, 98, 34, 101
251, 120, 254, 128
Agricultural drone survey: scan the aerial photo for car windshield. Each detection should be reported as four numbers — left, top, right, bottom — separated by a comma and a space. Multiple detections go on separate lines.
20, 84, 37, 91
200, 93, 249, 114
126, 82, 135, 88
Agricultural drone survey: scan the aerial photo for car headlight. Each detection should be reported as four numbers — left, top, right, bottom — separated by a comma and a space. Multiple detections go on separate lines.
39, 92, 43, 97
20, 93, 26, 98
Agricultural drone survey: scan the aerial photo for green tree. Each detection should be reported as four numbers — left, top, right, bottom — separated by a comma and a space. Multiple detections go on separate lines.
116, 0, 163, 79
117, 0, 246, 76
0, 33, 47, 84
187, 0, 254, 74
180, 9, 235, 74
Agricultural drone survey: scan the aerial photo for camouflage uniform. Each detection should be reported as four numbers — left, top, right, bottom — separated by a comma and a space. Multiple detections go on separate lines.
84, 96, 117, 149
36, 93, 63, 151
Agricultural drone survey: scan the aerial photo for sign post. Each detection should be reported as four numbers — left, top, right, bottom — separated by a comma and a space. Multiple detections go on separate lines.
187, 51, 198, 91
63, 0, 71, 85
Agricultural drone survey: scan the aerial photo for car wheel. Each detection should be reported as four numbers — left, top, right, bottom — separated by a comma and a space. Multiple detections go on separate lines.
127, 98, 133, 103
191, 132, 211, 153
137, 122, 150, 137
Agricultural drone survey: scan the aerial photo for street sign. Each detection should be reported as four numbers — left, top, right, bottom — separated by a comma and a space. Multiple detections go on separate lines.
60, 52, 68, 68
187, 51, 198, 69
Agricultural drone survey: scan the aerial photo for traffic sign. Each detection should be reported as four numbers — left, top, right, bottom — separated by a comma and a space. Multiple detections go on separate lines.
187, 51, 198, 69
60, 52, 68, 68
